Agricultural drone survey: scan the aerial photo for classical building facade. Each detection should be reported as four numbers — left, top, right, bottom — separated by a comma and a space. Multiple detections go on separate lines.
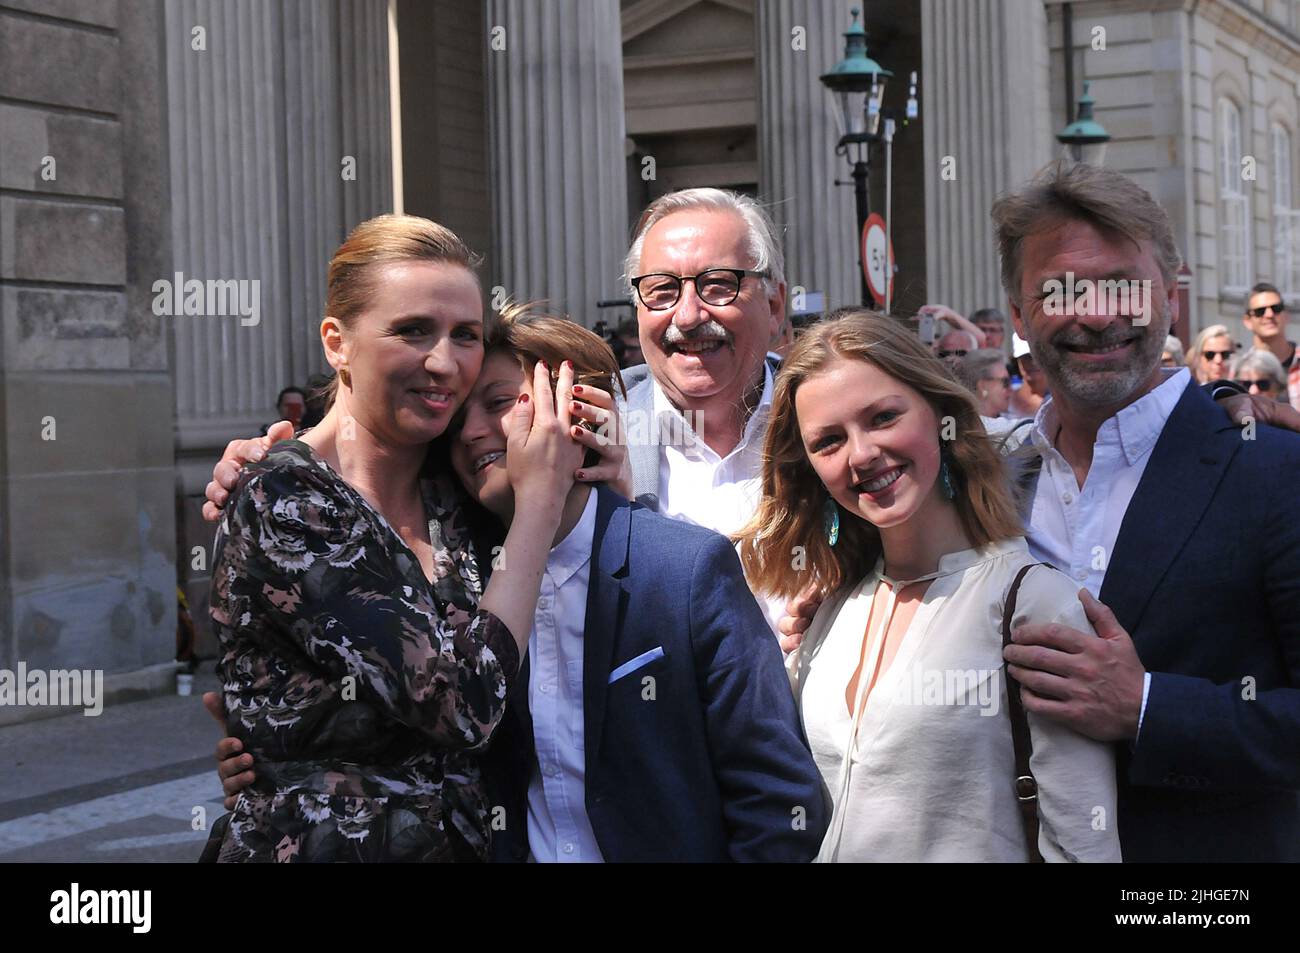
2, 0, 1296, 713
1042, 0, 1300, 345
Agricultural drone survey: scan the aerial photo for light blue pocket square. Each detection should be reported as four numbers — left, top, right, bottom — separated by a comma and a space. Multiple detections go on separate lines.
608, 646, 665, 684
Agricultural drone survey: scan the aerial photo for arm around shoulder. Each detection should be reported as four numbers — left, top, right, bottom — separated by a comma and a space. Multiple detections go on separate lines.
216, 461, 518, 750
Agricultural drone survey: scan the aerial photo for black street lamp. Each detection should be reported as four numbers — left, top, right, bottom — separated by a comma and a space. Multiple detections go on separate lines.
820, 7, 914, 309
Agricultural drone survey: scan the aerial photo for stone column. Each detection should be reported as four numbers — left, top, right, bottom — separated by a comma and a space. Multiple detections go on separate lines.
164, 0, 394, 655
922, 0, 1052, 313
165, 0, 393, 452
485, 0, 628, 324
0, 0, 177, 717
756, 0, 860, 313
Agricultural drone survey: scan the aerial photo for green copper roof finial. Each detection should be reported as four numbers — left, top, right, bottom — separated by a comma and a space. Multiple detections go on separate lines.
820, 6, 893, 92
1058, 80, 1110, 145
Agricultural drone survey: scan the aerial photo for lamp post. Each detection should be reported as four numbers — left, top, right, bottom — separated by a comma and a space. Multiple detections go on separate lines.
820, 7, 915, 309
1057, 79, 1111, 165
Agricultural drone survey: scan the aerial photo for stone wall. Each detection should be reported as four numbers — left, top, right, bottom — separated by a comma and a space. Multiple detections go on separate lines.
0, 0, 178, 720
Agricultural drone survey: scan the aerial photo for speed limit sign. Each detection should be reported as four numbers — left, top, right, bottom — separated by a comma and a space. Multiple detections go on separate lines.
861, 213, 895, 307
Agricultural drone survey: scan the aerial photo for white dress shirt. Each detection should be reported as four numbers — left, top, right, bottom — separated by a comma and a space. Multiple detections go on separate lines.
526, 489, 604, 863
1023, 366, 1192, 732
653, 360, 773, 537
790, 539, 1122, 863
651, 362, 784, 630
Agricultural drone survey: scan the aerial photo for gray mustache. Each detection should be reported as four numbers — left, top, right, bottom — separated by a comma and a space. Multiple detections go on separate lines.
662, 321, 731, 347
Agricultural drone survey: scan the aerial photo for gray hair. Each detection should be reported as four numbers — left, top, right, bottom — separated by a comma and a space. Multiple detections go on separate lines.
1230, 348, 1287, 389
991, 160, 1182, 306
954, 348, 1008, 392
623, 188, 786, 295
1161, 335, 1185, 366
970, 307, 1007, 327
1184, 324, 1233, 369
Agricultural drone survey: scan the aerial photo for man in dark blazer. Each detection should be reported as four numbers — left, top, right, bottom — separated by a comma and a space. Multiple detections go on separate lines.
480, 483, 828, 863
1091, 383, 1300, 861
992, 161, 1300, 862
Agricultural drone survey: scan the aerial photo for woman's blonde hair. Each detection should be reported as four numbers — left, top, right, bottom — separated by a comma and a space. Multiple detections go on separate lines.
1230, 348, 1287, 393
737, 310, 1023, 600
322, 214, 483, 404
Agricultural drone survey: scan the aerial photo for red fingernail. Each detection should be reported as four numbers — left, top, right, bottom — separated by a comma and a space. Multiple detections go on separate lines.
564, 360, 573, 370
518, 393, 529, 404
572, 385, 584, 394
575, 470, 586, 480
571, 426, 582, 437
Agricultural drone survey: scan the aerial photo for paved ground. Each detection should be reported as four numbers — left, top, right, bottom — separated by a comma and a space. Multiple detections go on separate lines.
0, 667, 228, 862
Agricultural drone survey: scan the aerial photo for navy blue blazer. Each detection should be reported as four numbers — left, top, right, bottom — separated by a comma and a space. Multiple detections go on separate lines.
481, 486, 829, 862
1096, 383, 1300, 861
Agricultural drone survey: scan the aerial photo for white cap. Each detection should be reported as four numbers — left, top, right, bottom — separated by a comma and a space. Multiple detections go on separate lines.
1011, 334, 1031, 359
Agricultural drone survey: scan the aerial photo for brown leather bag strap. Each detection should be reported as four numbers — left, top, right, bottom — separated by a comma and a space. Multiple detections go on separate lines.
1002, 562, 1049, 863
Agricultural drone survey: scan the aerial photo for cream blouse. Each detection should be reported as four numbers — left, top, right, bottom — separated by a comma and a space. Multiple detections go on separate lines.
789, 538, 1122, 863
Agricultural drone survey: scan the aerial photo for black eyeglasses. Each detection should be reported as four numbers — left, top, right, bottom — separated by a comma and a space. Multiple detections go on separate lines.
1202, 349, 1234, 361
1234, 378, 1275, 392
1247, 301, 1286, 318
936, 349, 969, 359
630, 269, 769, 310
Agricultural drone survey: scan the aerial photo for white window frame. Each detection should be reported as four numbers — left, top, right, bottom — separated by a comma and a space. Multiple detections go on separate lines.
1219, 97, 1250, 295
1272, 122, 1299, 297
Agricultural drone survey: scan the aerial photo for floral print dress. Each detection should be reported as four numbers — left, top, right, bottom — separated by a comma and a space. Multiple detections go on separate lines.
209, 440, 518, 862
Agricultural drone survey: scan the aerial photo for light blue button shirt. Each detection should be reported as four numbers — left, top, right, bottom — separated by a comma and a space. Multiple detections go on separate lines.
526, 489, 604, 863
1024, 367, 1192, 735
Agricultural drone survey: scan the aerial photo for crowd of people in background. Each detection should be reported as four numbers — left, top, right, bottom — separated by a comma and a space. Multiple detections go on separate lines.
261, 377, 335, 436
896, 278, 1299, 442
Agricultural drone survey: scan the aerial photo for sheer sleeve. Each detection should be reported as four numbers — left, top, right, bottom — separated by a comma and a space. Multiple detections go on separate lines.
1006, 567, 1123, 862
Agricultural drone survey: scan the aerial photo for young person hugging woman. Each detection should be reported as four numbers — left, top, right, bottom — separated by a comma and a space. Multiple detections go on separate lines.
737, 310, 1121, 863
446, 304, 827, 862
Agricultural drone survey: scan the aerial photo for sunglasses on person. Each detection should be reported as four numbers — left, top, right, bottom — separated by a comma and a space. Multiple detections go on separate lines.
630, 269, 769, 310
1202, 349, 1234, 361
1246, 300, 1286, 318
936, 349, 969, 359
1234, 378, 1275, 392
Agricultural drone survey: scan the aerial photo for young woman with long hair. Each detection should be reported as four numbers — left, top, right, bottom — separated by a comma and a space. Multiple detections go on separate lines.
737, 309, 1121, 862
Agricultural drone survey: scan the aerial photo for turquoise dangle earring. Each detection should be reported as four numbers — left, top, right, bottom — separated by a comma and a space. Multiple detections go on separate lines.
939, 443, 957, 500
824, 498, 840, 546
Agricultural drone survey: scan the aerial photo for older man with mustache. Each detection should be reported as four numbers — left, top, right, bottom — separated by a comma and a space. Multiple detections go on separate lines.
619, 189, 784, 520
617, 189, 789, 628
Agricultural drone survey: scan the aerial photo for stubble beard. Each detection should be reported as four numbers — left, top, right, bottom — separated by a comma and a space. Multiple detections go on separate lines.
1035, 300, 1170, 407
